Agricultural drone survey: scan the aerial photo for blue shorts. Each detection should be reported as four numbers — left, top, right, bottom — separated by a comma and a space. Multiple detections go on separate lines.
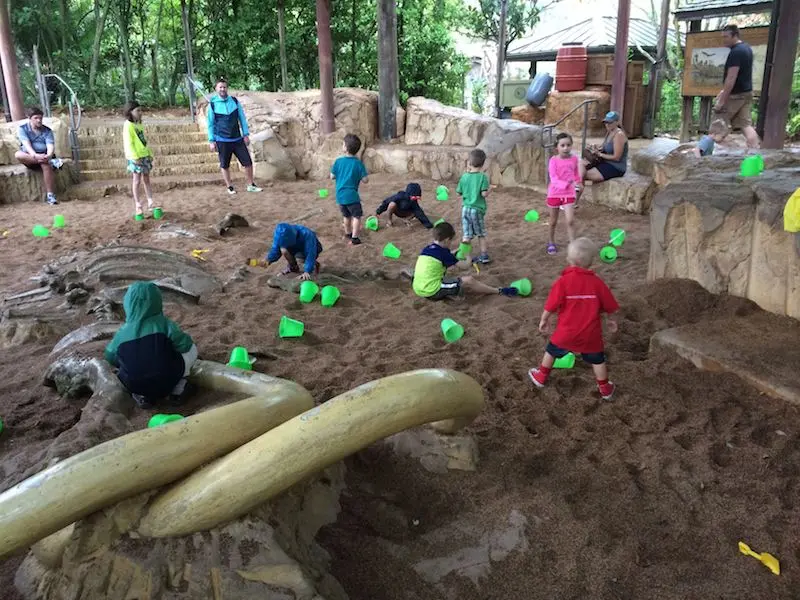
546, 341, 606, 365
462, 207, 486, 239
595, 162, 625, 181
127, 157, 153, 175
339, 202, 363, 218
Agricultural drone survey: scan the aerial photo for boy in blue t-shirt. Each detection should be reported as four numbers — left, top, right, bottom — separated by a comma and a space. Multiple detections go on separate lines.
694, 119, 728, 158
330, 134, 368, 245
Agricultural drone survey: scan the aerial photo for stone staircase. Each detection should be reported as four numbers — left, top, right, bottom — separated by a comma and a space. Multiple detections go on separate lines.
69, 119, 239, 200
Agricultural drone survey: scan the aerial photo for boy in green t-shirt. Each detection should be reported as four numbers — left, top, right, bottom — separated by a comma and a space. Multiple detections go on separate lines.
457, 149, 491, 264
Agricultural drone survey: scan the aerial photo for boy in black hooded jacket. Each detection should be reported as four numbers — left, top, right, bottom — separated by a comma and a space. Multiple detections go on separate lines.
375, 183, 433, 228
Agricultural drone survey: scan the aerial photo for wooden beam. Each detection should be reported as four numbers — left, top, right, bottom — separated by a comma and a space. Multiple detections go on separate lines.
762, 0, 800, 148
611, 0, 632, 116
699, 97, 712, 131
0, 0, 24, 120
680, 96, 694, 142
494, 0, 509, 117
377, 0, 399, 140
643, 0, 672, 138
756, 0, 780, 138
674, 2, 772, 22
316, 0, 335, 135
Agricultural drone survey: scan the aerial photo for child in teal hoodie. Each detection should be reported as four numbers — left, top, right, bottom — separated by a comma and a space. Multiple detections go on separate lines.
105, 282, 198, 408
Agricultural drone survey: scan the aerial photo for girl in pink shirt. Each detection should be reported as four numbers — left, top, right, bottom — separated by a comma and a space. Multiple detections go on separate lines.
545, 133, 582, 255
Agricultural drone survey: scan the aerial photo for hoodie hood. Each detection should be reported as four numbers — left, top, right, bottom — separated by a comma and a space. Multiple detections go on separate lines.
405, 183, 422, 197
123, 281, 164, 323
274, 223, 299, 250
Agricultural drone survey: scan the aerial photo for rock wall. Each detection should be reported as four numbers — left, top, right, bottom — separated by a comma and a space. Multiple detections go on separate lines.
649, 163, 800, 319
0, 161, 77, 204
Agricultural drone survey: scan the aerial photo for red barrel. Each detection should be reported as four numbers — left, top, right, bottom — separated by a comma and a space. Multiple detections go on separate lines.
555, 43, 588, 92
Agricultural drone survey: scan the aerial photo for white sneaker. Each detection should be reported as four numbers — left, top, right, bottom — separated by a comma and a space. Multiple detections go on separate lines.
227, 186, 237, 195
46, 193, 58, 205
247, 184, 262, 193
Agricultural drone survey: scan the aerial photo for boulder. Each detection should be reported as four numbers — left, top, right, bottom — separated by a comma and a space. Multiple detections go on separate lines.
0, 160, 77, 204
590, 172, 656, 214
648, 166, 800, 319
249, 125, 297, 180
510, 104, 546, 125
384, 428, 479, 473
545, 88, 610, 137
630, 138, 680, 180
0, 116, 71, 166
405, 97, 494, 146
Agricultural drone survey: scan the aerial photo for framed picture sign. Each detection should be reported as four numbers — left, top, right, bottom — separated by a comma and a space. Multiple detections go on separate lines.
682, 26, 770, 97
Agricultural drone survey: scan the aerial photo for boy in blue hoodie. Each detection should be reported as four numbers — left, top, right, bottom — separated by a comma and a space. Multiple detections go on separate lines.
375, 183, 433, 228
105, 282, 198, 409
265, 223, 323, 281
207, 78, 262, 195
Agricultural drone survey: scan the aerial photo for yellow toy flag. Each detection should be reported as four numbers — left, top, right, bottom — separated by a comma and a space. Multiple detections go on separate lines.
784, 187, 800, 233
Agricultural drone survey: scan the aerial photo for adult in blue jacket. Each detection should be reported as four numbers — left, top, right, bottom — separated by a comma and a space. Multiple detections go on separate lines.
207, 78, 262, 195
267, 223, 323, 281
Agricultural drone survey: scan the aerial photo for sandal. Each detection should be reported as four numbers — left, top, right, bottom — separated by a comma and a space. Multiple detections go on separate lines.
546, 243, 557, 256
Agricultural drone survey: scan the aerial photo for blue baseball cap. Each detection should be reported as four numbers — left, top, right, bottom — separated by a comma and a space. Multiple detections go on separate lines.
603, 111, 620, 123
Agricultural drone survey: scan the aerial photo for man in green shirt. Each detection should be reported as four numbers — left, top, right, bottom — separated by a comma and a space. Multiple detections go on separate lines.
457, 149, 491, 264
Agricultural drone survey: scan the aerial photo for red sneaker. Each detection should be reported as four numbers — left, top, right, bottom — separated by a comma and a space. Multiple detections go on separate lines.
528, 368, 548, 388
598, 380, 616, 400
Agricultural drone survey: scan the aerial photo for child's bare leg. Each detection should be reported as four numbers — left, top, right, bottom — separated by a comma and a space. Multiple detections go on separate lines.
548, 207, 559, 244
131, 172, 143, 213
351, 217, 361, 239
478, 236, 488, 256
541, 351, 556, 369
563, 204, 576, 242
142, 173, 154, 207
461, 275, 499, 295
342, 216, 351, 237
386, 202, 397, 226
591, 362, 609, 381
280, 248, 299, 273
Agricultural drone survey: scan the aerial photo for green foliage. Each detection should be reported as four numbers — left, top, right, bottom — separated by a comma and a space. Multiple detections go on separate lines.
788, 57, 800, 139
465, 0, 550, 50
656, 79, 682, 134
9, 0, 470, 109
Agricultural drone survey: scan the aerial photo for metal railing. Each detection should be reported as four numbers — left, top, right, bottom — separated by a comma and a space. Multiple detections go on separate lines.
540, 99, 598, 186
185, 75, 212, 123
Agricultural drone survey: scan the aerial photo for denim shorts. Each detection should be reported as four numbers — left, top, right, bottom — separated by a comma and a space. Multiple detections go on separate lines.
127, 157, 153, 175
546, 341, 606, 365
462, 207, 486, 238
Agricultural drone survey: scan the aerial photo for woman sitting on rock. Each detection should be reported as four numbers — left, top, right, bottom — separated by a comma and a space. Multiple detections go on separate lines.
580, 111, 629, 189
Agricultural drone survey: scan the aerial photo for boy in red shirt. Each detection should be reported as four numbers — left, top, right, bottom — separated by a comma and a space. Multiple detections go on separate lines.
529, 237, 619, 400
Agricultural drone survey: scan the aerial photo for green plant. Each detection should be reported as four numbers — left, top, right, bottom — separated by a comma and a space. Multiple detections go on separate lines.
471, 77, 488, 113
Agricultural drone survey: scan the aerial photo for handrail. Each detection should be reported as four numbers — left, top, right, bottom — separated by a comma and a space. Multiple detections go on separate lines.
42, 73, 82, 172
184, 75, 212, 123
540, 98, 599, 186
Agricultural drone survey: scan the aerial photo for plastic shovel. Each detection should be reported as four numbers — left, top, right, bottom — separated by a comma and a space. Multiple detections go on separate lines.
738, 542, 780, 575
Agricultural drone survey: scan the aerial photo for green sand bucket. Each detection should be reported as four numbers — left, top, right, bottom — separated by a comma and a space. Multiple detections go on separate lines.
436, 185, 449, 201
553, 353, 575, 369
524, 209, 540, 222
148, 414, 184, 428
134, 214, 145, 221
609, 228, 626, 247
383, 242, 401, 259
0, 417, 3, 435
153, 207, 164, 220
441, 318, 464, 343
510, 278, 532, 297
599, 246, 618, 263
740, 155, 763, 177
52, 214, 66, 229
227, 346, 252, 370
455, 242, 471, 261
32, 224, 50, 238
299, 280, 320, 303
365, 216, 379, 231
279, 315, 305, 338
433, 218, 446, 227
320, 285, 341, 307
318, 189, 329, 198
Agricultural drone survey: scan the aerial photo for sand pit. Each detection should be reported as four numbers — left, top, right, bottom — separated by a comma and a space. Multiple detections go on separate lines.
1, 174, 799, 598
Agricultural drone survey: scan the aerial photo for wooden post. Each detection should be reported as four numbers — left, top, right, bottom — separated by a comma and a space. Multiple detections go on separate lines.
0, 0, 24, 120
316, 0, 335, 135
679, 20, 702, 142
0, 60, 10, 122
277, 0, 289, 91
377, 0, 399, 140
611, 0, 631, 115
756, 0, 781, 139
643, 0, 671, 138
179, 0, 196, 122
699, 97, 712, 131
762, 0, 798, 148
493, 0, 508, 117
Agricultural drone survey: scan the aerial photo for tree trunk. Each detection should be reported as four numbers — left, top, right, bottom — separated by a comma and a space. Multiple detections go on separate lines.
277, 0, 289, 91
349, 0, 357, 80
89, 0, 111, 97
316, 0, 335, 134
151, 0, 164, 101
377, 0, 399, 140
116, 0, 135, 101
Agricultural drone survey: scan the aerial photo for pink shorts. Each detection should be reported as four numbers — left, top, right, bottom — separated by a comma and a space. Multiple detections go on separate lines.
546, 197, 576, 208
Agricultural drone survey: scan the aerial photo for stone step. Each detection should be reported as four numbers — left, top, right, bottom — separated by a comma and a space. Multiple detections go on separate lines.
67, 173, 235, 201
81, 152, 221, 171
78, 131, 208, 148
80, 162, 237, 181
650, 315, 800, 405
80, 141, 211, 160
79, 122, 201, 137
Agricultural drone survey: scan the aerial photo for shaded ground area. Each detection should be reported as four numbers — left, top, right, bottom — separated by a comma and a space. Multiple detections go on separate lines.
1, 174, 799, 598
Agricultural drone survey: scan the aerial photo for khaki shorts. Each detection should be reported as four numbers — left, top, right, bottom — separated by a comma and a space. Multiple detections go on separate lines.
717, 91, 753, 130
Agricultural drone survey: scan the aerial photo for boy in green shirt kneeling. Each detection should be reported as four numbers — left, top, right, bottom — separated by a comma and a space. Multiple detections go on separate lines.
412, 222, 519, 300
